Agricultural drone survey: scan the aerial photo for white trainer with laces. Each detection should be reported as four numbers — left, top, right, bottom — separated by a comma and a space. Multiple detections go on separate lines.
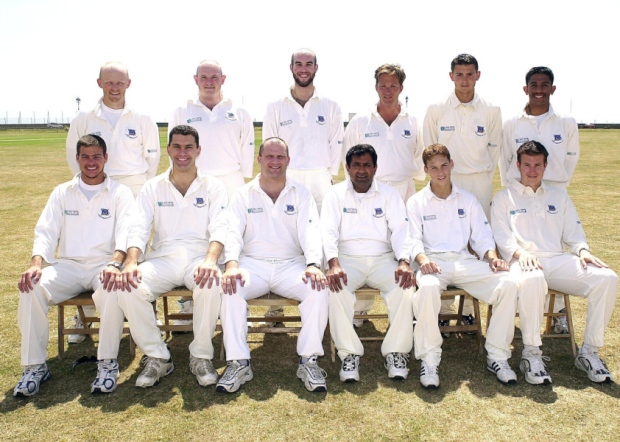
385, 353, 409, 380
67, 314, 91, 344
135, 356, 174, 387
520, 352, 552, 385
575, 351, 613, 383
297, 356, 327, 392
190, 355, 218, 386
91, 359, 119, 393
487, 359, 517, 385
13, 363, 51, 397
419, 360, 440, 389
216, 360, 253, 393
340, 354, 360, 382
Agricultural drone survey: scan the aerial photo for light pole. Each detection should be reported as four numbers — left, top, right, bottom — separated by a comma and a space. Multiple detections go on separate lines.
76, 97, 81, 112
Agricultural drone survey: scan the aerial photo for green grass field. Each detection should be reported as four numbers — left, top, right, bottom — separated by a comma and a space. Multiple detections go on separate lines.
0, 128, 619, 441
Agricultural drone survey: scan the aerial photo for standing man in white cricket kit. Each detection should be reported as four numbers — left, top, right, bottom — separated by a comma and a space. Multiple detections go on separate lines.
262, 48, 344, 211
218, 137, 329, 394
66, 62, 160, 196
14, 135, 134, 397
492, 141, 617, 385
407, 144, 518, 389
423, 54, 502, 329
65, 61, 161, 340
113, 125, 229, 389
342, 63, 424, 323
169, 59, 255, 324
262, 48, 344, 320
323, 144, 415, 383
500, 67, 580, 327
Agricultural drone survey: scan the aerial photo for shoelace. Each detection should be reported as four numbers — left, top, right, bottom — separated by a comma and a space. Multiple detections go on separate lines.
221, 361, 242, 381
528, 355, 551, 375
420, 362, 438, 375
97, 360, 118, 374
391, 353, 409, 369
304, 358, 326, 379
342, 356, 358, 371
141, 357, 164, 377
584, 354, 609, 373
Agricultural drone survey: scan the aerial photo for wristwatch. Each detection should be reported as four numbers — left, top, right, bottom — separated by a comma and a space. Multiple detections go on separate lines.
107, 261, 122, 270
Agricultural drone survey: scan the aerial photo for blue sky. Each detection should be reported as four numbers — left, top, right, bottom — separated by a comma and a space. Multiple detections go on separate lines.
1, 0, 617, 124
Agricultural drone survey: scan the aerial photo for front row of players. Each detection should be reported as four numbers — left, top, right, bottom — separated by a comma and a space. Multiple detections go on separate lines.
14, 127, 617, 397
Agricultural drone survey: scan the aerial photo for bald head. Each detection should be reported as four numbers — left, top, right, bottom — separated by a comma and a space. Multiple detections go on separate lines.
291, 48, 317, 65
196, 59, 223, 75
97, 62, 130, 109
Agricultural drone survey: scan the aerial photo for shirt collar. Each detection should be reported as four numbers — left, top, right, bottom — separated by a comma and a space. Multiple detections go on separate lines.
448, 91, 479, 110
509, 178, 547, 196
94, 98, 130, 116
70, 173, 112, 191
192, 95, 230, 109
422, 181, 460, 202
284, 86, 319, 101
520, 102, 557, 119
346, 178, 379, 196
250, 174, 296, 197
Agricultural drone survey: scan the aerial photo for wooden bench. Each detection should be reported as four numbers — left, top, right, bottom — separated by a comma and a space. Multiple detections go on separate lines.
487, 289, 577, 357
330, 286, 484, 362
57, 291, 135, 359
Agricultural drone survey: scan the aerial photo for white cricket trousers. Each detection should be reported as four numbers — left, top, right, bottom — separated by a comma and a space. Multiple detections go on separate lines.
112, 173, 149, 198
286, 168, 332, 212
515, 254, 618, 348
115, 253, 222, 360
213, 170, 246, 200
17, 259, 124, 365
413, 253, 518, 364
329, 253, 414, 361
220, 256, 328, 360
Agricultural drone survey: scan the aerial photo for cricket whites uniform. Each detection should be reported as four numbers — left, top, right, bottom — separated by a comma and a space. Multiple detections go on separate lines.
18, 175, 134, 365
322, 179, 414, 361
423, 92, 502, 220
169, 97, 255, 198
66, 99, 161, 196
115, 169, 229, 361
492, 180, 617, 348
263, 88, 344, 210
501, 104, 579, 189
407, 183, 518, 364
343, 105, 425, 202
221, 176, 328, 360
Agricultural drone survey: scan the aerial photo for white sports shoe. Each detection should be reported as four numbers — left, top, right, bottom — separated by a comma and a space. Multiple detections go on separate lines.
385, 353, 409, 380
13, 363, 51, 397
297, 356, 327, 392
340, 354, 360, 382
419, 361, 440, 389
189, 355, 218, 386
487, 359, 517, 385
91, 359, 119, 393
520, 352, 552, 385
67, 314, 91, 344
575, 351, 613, 383
176, 299, 193, 327
353, 311, 367, 328
216, 360, 253, 393
135, 356, 174, 387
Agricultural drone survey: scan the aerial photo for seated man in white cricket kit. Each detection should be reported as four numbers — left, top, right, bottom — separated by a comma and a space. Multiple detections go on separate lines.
218, 137, 329, 393
407, 144, 519, 389
14, 134, 134, 397
492, 140, 618, 384
112, 125, 229, 389
322, 144, 415, 382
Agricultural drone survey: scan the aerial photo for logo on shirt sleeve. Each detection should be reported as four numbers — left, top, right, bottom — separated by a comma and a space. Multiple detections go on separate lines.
475, 126, 486, 136
194, 197, 206, 208
402, 129, 412, 139
98, 208, 111, 219
316, 116, 326, 125
284, 204, 297, 215
552, 134, 563, 144
546, 205, 558, 214
126, 129, 138, 139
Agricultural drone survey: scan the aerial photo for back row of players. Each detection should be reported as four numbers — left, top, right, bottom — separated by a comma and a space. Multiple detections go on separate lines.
13, 50, 616, 397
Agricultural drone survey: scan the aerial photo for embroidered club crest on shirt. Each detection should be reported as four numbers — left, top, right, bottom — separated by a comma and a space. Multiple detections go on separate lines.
475, 126, 486, 136
552, 134, 563, 144
316, 115, 326, 125
225, 112, 237, 121
458, 208, 466, 218
373, 208, 385, 218
127, 129, 137, 139
546, 205, 558, 214
284, 204, 297, 215
194, 197, 206, 208
98, 208, 111, 219
402, 129, 412, 139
